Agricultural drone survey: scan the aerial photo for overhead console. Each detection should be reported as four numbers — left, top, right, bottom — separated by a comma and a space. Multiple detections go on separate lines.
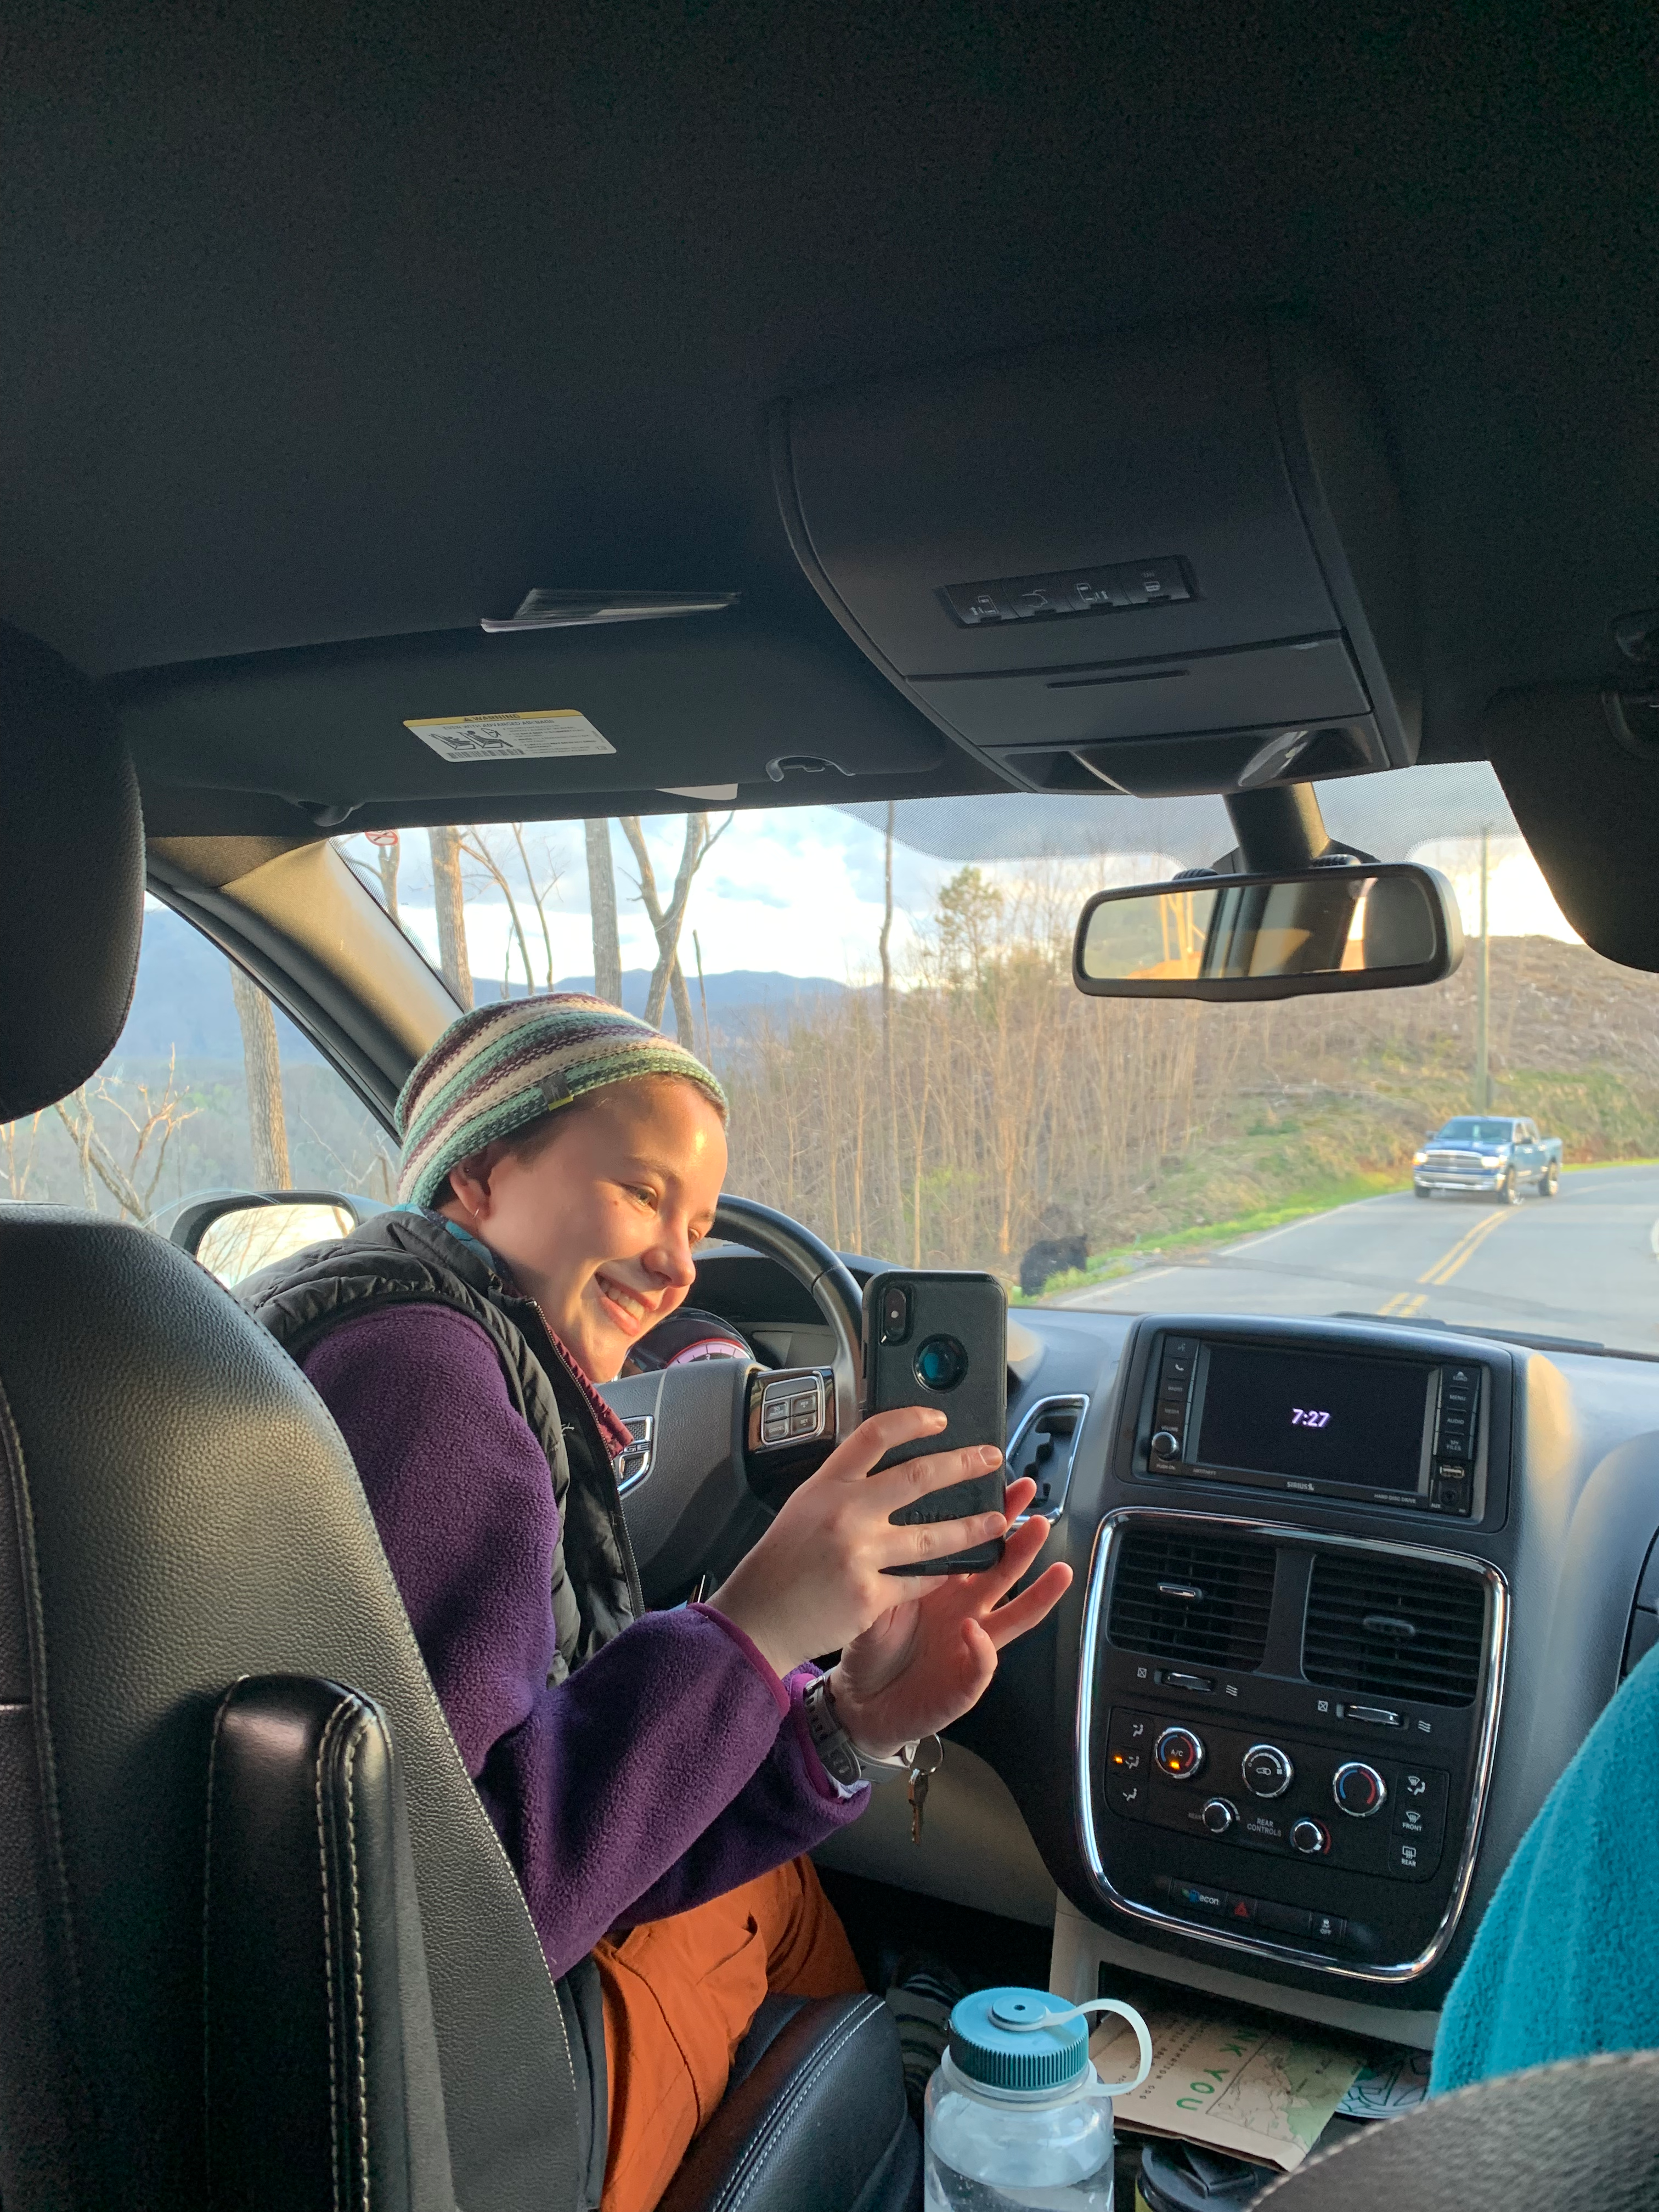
772, 316, 1420, 798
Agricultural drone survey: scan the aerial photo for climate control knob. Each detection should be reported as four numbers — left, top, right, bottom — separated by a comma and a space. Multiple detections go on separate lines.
1290, 1818, 1331, 1858
1332, 1762, 1389, 1819
1241, 1743, 1294, 1799
1200, 1797, 1237, 1836
1153, 1726, 1205, 1781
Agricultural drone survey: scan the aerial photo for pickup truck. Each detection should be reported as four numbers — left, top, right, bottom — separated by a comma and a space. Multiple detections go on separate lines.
1414, 1114, 1563, 1201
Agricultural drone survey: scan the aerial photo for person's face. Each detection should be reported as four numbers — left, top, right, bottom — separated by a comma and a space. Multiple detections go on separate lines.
445, 1077, 727, 1383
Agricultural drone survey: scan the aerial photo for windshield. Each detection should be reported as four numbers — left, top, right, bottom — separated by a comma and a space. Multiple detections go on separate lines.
16, 762, 1656, 1358
323, 759, 1659, 1361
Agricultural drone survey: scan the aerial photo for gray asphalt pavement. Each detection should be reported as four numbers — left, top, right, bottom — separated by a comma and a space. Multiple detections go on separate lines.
1051, 1164, 1659, 1353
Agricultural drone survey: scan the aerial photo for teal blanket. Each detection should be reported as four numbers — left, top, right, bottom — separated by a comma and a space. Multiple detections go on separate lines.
1432, 1643, 1659, 2091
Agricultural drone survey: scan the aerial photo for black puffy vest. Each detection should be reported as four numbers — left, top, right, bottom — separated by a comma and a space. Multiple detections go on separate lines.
237, 1206, 642, 1679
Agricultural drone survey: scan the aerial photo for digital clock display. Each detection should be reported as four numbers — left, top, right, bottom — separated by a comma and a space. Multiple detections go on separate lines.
1195, 1344, 1429, 1493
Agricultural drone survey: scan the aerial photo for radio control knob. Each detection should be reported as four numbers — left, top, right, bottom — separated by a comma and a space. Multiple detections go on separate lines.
1290, 1818, 1331, 1858
1200, 1796, 1237, 1836
1149, 1431, 1181, 1461
1153, 1727, 1205, 1782
1333, 1762, 1389, 1819
1241, 1743, 1294, 1799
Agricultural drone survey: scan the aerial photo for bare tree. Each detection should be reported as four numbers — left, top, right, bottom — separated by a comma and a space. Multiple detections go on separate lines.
618, 813, 732, 1039
364, 828, 401, 924
459, 828, 538, 997
50, 1056, 198, 1223
231, 969, 292, 1188
585, 819, 623, 1005
511, 824, 561, 989
1, 1111, 44, 1201
428, 825, 473, 1006
454, 825, 566, 998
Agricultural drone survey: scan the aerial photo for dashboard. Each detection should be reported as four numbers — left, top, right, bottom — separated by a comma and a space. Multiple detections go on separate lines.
686, 1246, 1659, 2034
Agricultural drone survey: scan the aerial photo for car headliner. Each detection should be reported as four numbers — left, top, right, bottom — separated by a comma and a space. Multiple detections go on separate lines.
4, 2, 1657, 946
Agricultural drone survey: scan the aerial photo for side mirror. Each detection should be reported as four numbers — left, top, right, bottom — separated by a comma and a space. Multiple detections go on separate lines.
170, 1191, 379, 1286
1073, 862, 1463, 1001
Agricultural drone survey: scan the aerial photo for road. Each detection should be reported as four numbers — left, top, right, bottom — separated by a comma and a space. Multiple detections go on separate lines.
1052, 1164, 1659, 1354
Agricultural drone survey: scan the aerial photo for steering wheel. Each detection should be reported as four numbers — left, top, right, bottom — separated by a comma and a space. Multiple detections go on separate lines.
597, 1195, 866, 1607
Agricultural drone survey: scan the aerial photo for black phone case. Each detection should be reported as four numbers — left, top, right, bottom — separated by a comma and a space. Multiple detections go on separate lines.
862, 1269, 1007, 1575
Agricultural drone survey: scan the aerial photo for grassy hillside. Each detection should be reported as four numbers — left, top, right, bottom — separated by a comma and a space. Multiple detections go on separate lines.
716, 919, 1659, 1288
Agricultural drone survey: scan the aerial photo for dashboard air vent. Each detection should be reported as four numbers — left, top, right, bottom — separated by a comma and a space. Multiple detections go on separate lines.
1303, 1553, 1486, 1707
1107, 1529, 1276, 1672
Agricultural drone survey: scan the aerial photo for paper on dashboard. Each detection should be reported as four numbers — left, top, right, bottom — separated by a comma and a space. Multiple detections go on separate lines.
1090, 2005, 1363, 2172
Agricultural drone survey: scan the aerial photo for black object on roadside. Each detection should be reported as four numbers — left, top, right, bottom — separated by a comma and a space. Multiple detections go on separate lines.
1019, 1234, 1088, 1296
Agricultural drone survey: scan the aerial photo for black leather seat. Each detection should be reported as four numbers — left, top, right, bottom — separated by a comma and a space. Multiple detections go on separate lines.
0, 625, 919, 2211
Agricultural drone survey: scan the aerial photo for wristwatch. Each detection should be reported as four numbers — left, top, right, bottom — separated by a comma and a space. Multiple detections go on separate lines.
802, 1674, 866, 1788
802, 1675, 933, 1784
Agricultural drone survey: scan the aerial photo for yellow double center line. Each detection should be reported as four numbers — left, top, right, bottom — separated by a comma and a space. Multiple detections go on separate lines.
1378, 1208, 1516, 1318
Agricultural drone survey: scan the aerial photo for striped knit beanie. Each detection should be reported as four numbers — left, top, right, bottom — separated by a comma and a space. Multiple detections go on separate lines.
395, 994, 727, 1209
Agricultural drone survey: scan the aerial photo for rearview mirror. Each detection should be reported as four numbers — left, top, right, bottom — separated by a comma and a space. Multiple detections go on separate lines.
1073, 862, 1463, 1001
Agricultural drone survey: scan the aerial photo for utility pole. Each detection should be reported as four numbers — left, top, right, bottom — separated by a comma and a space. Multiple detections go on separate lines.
880, 800, 901, 1261
1474, 828, 1491, 1111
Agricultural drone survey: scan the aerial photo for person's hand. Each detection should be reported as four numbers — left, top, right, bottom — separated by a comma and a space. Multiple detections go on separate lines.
707, 1407, 1008, 1678
825, 1476, 1073, 1757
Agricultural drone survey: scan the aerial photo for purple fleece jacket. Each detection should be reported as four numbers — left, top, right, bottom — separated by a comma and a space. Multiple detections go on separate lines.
303, 1303, 866, 1982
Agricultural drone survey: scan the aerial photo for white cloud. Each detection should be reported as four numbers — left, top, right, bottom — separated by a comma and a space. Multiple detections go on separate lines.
1409, 836, 1580, 944
353, 806, 1585, 1001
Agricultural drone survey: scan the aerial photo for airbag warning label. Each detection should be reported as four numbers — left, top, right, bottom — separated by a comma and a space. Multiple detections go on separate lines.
403, 710, 615, 763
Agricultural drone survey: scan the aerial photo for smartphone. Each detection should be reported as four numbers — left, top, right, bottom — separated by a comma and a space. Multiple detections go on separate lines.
862, 1269, 1007, 1575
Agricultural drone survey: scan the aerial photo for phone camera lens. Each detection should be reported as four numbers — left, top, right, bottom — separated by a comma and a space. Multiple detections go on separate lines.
913, 1334, 969, 1393
879, 1286, 911, 1344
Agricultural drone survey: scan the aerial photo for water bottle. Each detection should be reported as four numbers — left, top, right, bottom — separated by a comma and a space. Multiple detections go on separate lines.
924, 1987, 1153, 2211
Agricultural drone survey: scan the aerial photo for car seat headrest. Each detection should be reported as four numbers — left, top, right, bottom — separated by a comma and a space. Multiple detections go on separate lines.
0, 625, 144, 1121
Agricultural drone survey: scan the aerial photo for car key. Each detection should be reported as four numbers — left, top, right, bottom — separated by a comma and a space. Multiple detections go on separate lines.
907, 1736, 943, 1844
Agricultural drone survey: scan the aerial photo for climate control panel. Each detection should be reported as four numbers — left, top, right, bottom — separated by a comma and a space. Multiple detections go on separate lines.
1106, 1709, 1448, 1884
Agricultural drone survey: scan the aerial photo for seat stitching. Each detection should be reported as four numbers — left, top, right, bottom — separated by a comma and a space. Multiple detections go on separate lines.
317, 1695, 351, 2212
723, 1998, 883, 2212
0, 1372, 101, 2186
202, 1677, 249, 2204
342, 1709, 371, 2212
269, 1340, 585, 2114
0, 1385, 89, 2029
721, 1997, 887, 2212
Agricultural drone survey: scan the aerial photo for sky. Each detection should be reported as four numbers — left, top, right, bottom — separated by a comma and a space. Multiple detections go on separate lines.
342, 781, 1581, 994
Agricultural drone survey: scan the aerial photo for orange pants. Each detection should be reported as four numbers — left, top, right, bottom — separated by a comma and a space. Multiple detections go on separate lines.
593, 1857, 866, 2212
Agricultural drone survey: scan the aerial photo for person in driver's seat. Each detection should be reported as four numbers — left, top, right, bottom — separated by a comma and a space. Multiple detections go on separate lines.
239, 994, 1070, 2212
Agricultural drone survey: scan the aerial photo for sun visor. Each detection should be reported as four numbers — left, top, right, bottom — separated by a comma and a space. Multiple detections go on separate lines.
772, 317, 1419, 799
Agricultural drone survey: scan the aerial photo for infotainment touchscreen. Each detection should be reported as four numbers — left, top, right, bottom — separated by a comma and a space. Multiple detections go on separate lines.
1195, 1342, 1429, 1494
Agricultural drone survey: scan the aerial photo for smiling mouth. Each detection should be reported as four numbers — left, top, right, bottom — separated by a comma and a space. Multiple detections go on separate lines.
595, 1273, 654, 1331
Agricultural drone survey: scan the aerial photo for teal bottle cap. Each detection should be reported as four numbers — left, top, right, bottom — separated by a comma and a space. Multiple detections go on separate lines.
947, 1987, 1090, 2094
